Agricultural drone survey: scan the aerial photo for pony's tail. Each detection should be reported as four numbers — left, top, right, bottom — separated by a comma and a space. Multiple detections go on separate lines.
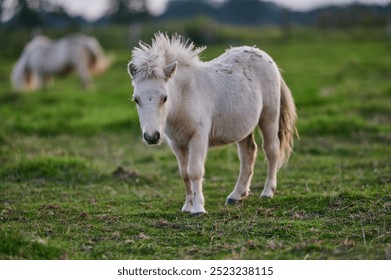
278, 77, 298, 169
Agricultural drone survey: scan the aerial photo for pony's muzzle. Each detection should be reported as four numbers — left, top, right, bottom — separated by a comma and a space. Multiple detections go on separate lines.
143, 131, 160, 145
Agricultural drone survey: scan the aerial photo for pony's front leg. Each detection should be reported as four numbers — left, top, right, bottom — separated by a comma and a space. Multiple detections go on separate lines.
32, 72, 44, 90
171, 145, 193, 213
188, 136, 208, 215
73, 50, 91, 90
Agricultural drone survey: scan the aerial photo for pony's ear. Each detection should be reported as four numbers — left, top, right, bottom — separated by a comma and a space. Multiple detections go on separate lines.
162, 61, 178, 80
128, 62, 137, 78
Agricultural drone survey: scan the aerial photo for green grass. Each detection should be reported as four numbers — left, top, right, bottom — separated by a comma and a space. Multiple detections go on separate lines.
0, 26, 390, 259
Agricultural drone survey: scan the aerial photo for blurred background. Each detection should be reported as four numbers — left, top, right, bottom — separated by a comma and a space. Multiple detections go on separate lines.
1, 0, 391, 54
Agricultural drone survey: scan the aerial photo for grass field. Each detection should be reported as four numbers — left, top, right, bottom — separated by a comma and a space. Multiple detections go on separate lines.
0, 26, 390, 259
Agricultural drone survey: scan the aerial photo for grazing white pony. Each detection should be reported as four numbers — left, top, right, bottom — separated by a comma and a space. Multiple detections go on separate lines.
128, 33, 298, 215
11, 34, 111, 91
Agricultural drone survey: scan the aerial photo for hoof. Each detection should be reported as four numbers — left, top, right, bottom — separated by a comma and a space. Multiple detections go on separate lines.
261, 195, 272, 199
181, 207, 192, 213
260, 189, 275, 199
226, 198, 242, 205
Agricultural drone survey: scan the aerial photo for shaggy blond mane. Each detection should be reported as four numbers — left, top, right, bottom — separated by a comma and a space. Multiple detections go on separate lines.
130, 32, 206, 80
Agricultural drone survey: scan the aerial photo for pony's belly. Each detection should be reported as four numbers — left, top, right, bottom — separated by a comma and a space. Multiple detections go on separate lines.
208, 137, 234, 147
208, 99, 261, 147
208, 133, 252, 147
208, 119, 258, 147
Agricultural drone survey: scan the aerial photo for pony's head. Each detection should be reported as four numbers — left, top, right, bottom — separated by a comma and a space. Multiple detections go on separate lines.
128, 61, 177, 145
11, 36, 50, 92
128, 33, 205, 145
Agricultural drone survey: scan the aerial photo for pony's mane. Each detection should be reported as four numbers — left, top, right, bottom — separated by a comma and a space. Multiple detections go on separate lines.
131, 33, 206, 80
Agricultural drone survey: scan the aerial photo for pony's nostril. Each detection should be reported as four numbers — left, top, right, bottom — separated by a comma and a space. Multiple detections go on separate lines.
143, 133, 150, 142
153, 131, 160, 142
143, 131, 160, 144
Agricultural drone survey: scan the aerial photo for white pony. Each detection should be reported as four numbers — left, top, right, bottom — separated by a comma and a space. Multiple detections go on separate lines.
11, 34, 111, 91
128, 33, 297, 215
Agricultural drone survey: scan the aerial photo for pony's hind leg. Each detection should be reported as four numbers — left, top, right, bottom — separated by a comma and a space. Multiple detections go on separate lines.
259, 110, 280, 198
226, 132, 257, 204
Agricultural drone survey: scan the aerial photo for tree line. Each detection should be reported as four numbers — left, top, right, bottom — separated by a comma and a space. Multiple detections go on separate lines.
0, 0, 150, 28
1, 0, 390, 29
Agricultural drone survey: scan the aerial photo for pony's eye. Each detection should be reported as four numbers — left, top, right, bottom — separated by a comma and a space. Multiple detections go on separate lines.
163, 96, 168, 103
133, 97, 139, 105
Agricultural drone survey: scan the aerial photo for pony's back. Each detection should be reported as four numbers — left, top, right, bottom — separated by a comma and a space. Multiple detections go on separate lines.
65, 34, 111, 75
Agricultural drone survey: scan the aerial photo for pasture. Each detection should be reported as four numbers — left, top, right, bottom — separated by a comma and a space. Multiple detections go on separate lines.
0, 26, 390, 259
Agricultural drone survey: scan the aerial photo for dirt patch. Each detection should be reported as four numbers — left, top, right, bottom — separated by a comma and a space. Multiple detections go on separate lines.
111, 166, 140, 180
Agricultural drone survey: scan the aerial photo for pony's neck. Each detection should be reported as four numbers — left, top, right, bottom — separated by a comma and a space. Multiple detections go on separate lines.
167, 65, 197, 119
171, 65, 195, 98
